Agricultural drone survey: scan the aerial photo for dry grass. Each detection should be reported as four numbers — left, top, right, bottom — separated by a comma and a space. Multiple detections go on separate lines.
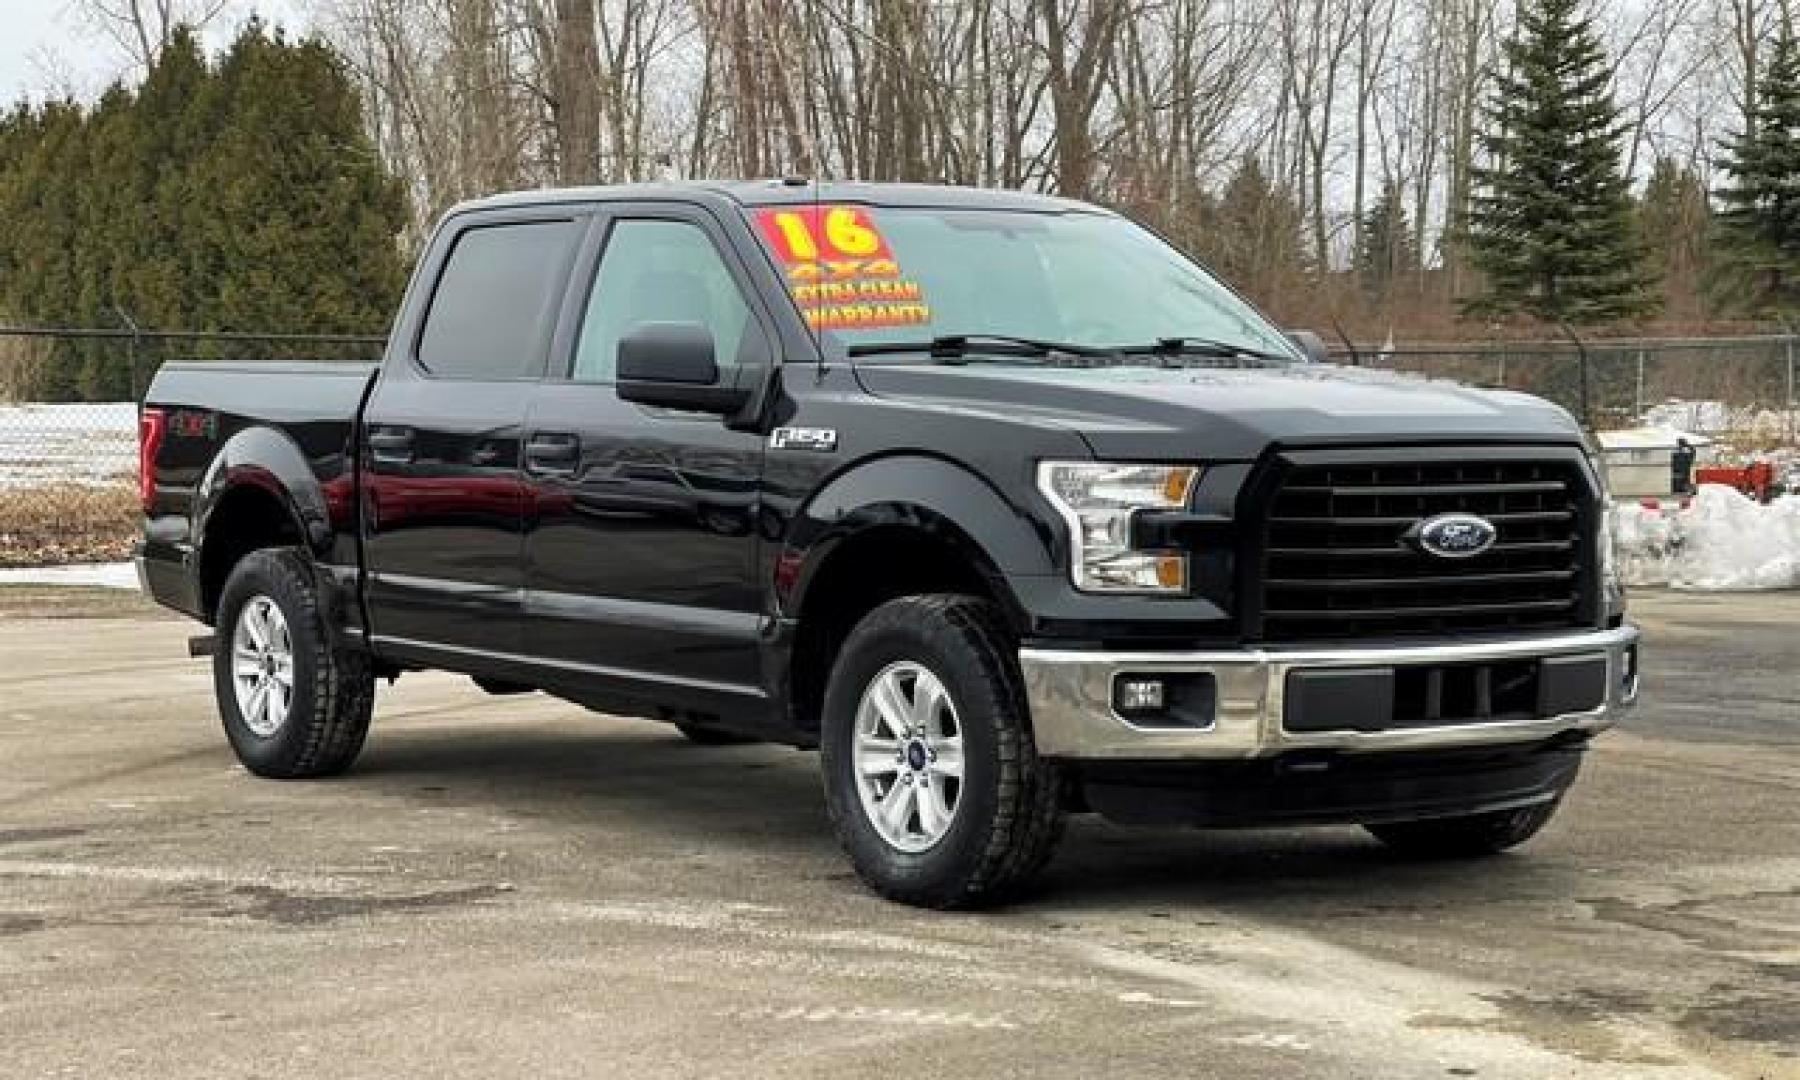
0, 483, 139, 567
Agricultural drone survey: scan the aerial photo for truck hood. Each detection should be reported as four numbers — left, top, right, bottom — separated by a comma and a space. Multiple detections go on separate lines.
854, 362, 1586, 459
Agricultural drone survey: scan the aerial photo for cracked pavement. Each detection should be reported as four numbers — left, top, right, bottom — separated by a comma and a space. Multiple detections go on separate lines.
0, 586, 1795, 1078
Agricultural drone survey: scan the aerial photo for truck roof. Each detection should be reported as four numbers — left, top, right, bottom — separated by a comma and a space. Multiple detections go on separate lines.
456, 180, 1105, 216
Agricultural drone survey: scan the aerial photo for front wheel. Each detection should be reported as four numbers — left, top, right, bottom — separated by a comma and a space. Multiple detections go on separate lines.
213, 549, 375, 779
1365, 800, 1561, 858
820, 595, 1064, 909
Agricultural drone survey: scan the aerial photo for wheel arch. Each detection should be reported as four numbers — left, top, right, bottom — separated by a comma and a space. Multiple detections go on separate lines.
193, 426, 333, 621
778, 454, 1051, 737
783, 453, 1056, 598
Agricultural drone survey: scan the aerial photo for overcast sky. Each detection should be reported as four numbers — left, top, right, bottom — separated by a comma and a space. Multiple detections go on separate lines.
1, 0, 313, 104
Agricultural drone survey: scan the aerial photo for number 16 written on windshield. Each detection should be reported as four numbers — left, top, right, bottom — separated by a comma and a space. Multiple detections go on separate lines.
757, 207, 892, 264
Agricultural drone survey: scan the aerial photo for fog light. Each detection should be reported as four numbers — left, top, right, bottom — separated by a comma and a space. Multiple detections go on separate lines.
1114, 676, 1166, 713
1620, 645, 1640, 701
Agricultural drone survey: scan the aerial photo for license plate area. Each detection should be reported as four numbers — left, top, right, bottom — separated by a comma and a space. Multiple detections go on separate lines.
1284, 653, 1608, 733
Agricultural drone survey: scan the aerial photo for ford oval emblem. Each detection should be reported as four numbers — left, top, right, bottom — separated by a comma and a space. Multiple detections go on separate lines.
1411, 513, 1498, 559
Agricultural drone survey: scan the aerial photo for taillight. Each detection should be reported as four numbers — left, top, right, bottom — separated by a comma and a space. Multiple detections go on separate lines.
139, 407, 167, 511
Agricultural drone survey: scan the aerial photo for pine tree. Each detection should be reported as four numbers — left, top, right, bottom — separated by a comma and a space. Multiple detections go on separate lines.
1712, 22, 1800, 319
0, 102, 90, 400
1637, 158, 1711, 322
1462, 0, 1656, 325
1198, 155, 1311, 301
0, 23, 409, 399
1354, 179, 1417, 307
194, 22, 408, 338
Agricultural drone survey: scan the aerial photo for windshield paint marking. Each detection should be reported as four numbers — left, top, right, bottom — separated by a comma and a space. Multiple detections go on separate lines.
755, 207, 935, 331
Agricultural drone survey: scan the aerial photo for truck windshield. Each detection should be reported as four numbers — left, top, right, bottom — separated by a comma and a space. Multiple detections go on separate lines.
747, 204, 1297, 364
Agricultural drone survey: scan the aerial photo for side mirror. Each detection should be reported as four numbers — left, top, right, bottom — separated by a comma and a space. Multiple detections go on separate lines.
616, 322, 750, 415
1286, 329, 1330, 364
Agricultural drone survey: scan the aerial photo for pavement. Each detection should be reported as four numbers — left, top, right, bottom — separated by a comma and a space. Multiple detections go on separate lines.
0, 586, 1795, 1079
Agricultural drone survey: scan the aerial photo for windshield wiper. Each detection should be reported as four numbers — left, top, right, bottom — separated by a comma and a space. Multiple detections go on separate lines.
844, 333, 1284, 368
846, 333, 1110, 363
1113, 337, 1284, 365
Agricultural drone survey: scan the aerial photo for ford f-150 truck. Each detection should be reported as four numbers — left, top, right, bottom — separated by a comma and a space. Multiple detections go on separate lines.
137, 181, 1640, 907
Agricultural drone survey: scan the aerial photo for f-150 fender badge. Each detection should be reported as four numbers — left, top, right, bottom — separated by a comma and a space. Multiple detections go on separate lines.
770, 427, 838, 452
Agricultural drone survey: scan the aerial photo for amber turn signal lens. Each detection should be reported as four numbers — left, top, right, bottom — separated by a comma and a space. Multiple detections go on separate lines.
1163, 467, 1199, 505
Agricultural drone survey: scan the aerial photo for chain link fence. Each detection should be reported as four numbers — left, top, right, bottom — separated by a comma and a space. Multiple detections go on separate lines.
1330, 334, 1800, 449
2, 325, 1797, 568
0, 327, 384, 567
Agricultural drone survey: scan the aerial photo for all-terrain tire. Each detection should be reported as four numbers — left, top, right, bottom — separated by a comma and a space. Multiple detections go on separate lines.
1365, 800, 1561, 858
820, 594, 1064, 909
213, 548, 375, 778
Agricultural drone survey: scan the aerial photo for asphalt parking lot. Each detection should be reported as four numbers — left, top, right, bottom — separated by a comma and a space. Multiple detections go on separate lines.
1, 586, 1795, 1079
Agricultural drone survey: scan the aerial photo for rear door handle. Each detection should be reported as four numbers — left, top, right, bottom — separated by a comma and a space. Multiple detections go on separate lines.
525, 432, 580, 475
368, 427, 414, 465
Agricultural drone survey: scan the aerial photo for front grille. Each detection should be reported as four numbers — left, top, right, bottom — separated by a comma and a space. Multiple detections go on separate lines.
1254, 452, 1594, 641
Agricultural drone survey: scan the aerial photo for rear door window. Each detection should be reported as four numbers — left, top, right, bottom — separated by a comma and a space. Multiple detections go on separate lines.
417, 219, 582, 379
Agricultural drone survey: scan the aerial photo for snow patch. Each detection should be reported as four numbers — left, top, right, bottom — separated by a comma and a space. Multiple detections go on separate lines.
1641, 398, 1800, 440
0, 561, 139, 590
0, 401, 138, 489
1614, 485, 1800, 590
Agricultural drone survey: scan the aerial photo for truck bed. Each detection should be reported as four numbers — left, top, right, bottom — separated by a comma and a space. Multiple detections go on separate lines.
147, 361, 379, 418
139, 361, 381, 621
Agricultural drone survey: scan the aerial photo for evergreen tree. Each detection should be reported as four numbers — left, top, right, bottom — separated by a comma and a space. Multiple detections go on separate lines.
196, 22, 409, 338
1712, 22, 1800, 319
1354, 179, 1417, 306
1197, 155, 1311, 301
0, 23, 408, 400
0, 102, 90, 399
1462, 0, 1655, 325
1637, 157, 1711, 322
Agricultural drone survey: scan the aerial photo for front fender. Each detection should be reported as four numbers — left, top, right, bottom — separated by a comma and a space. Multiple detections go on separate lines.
780, 453, 1056, 617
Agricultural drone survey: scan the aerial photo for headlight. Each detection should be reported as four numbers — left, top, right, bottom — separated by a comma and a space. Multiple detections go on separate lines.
1584, 444, 1625, 609
1597, 497, 1623, 603
1037, 462, 1200, 593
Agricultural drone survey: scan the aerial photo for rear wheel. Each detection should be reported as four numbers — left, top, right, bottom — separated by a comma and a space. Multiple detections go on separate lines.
213, 549, 374, 779
1365, 800, 1561, 858
820, 594, 1063, 908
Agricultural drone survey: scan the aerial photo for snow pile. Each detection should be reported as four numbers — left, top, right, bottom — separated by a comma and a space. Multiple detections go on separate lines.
1613, 485, 1800, 590
1641, 398, 1799, 440
0, 401, 138, 488
1613, 498, 1679, 586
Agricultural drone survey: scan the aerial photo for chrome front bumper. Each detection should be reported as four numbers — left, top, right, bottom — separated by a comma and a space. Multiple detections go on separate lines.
1020, 625, 1640, 760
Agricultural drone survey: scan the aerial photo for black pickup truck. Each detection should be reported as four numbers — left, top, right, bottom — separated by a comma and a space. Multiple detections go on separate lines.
137, 181, 1639, 907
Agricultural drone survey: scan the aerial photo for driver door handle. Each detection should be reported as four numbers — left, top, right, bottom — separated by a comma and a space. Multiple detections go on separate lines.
525, 432, 580, 476
368, 427, 414, 465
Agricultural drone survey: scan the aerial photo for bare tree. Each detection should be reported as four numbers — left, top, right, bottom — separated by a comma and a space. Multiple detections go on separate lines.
78, 0, 237, 70
546, 0, 603, 182
1349, 0, 1401, 261
306, 0, 1737, 328
1036, 0, 1126, 199
1272, 0, 1359, 270
1609, 0, 1709, 181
